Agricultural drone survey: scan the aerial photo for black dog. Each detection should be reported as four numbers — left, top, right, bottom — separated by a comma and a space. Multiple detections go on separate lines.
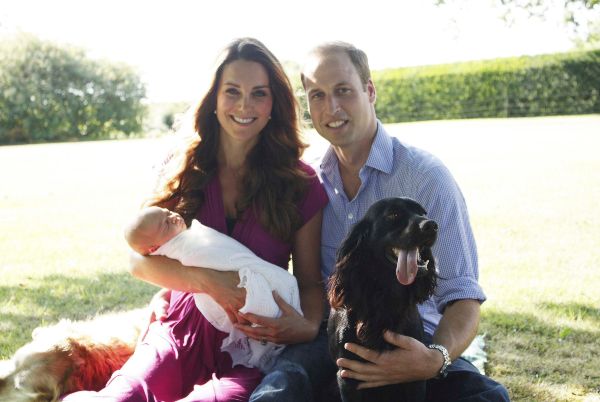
327, 197, 438, 402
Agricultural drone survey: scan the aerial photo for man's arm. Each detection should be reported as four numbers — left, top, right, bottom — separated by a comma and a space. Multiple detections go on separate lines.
432, 299, 480, 360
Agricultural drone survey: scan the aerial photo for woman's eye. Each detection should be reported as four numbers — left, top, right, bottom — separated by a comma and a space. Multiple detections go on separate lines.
253, 90, 268, 97
225, 88, 239, 95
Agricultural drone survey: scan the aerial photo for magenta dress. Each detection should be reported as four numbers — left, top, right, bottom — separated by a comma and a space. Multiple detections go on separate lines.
63, 161, 328, 402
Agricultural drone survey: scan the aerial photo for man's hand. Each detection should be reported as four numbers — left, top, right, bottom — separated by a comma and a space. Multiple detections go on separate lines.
337, 331, 443, 389
234, 291, 318, 345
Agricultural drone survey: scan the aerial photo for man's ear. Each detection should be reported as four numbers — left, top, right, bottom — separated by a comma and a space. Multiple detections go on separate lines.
367, 79, 376, 103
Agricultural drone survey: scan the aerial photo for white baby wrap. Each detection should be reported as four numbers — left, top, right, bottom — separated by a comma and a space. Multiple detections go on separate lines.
151, 220, 303, 371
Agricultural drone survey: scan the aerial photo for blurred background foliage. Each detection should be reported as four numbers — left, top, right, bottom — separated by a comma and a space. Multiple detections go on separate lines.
435, 0, 600, 47
0, 33, 146, 144
2, 0, 599, 145
372, 49, 600, 123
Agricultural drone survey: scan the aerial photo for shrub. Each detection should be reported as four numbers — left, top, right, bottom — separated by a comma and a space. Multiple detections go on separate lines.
373, 49, 600, 123
0, 33, 147, 144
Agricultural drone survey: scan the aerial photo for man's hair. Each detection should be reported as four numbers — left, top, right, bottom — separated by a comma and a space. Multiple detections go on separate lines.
304, 41, 372, 87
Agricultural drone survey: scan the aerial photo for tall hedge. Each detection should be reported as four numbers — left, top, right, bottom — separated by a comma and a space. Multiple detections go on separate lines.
0, 34, 147, 144
373, 49, 600, 123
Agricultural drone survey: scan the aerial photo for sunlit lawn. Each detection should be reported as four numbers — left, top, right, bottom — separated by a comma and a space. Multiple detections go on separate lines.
1, 115, 599, 401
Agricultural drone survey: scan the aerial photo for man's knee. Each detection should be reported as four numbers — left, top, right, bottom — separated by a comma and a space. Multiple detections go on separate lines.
249, 361, 312, 402
482, 382, 510, 402
427, 367, 510, 402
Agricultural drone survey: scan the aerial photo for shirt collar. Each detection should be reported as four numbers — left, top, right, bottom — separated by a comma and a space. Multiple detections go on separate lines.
320, 120, 394, 176
364, 121, 393, 174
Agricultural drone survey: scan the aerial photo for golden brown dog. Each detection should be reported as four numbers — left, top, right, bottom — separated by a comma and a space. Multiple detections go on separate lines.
0, 309, 146, 402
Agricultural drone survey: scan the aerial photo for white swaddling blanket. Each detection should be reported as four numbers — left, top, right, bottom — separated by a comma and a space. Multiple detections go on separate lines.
151, 220, 303, 371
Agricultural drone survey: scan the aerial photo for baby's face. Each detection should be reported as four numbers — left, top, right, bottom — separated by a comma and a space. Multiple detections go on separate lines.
147, 208, 187, 246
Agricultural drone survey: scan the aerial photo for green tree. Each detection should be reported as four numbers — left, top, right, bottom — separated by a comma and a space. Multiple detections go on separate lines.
0, 33, 147, 144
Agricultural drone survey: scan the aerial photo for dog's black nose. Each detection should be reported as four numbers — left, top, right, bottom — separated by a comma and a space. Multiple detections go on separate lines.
420, 220, 438, 234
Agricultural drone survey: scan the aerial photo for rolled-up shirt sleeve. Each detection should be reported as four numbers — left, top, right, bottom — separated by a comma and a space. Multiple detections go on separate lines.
415, 165, 486, 314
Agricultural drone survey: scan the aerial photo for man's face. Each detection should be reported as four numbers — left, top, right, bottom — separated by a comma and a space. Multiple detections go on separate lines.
302, 51, 377, 149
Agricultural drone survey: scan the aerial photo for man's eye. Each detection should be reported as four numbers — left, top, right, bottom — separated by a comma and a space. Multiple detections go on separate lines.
337, 87, 351, 95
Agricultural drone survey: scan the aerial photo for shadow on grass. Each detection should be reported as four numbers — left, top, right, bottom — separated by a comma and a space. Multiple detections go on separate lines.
482, 307, 600, 401
0, 272, 156, 357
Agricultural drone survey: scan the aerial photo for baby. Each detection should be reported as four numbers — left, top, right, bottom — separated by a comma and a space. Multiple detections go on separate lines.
124, 206, 303, 371
124, 206, 187, 255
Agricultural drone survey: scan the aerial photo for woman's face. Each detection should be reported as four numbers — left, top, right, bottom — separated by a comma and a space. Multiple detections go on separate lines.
215, 59, 273, 149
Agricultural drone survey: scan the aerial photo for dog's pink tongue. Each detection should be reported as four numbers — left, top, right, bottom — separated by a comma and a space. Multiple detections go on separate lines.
396, 248, 418, 285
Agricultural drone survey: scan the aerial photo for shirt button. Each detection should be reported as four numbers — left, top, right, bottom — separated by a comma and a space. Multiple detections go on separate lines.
348, 213, 354, 220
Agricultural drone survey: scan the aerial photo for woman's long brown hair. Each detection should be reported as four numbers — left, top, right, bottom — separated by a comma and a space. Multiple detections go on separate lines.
148, 38, 309, 241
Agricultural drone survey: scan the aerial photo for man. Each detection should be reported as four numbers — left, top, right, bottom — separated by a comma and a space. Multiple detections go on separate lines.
296, 42, 510, 401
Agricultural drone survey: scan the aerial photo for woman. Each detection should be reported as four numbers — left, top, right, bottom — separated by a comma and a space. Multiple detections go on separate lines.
63, 37, 327, 402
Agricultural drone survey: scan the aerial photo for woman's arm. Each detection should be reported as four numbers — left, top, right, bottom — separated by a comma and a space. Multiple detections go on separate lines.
129, 253, 246, 323
235, 210, 325, 344
290, 209, 325, 338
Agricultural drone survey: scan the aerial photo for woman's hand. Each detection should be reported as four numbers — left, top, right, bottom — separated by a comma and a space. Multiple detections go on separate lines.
202, 270, 247, 325
147, 288, 171, 323
234, 291, 319, 345
138, 288, 171, 343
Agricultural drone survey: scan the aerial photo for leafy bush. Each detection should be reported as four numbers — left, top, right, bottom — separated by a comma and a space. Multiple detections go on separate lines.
0, 34, 147, 144
373, 49, 600, 123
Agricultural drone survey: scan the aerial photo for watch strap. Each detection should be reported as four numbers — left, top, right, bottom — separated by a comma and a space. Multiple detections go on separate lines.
428, 343, 451, 379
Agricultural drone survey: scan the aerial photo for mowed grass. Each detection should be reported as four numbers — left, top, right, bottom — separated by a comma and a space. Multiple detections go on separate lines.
1, 115, 599, 401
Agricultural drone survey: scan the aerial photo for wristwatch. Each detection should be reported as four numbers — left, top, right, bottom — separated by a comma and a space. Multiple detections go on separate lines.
428, 344, 451, 379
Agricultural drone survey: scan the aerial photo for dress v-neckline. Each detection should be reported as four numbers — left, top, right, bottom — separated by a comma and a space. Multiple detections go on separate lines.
214, 175, 239, 236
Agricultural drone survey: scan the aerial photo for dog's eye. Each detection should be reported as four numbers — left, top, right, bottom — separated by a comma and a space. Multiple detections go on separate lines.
386, 213, 398, 220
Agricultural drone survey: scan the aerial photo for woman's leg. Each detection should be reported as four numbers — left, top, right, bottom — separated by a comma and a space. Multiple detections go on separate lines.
61, 324, 178, 402
178, 366, 262, 402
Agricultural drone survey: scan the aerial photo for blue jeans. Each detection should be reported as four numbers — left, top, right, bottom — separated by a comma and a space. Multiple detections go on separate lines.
423, 334, 510, 402
249, 321, 336, 402
251, 327, 509, 402
423, 357, 510, 401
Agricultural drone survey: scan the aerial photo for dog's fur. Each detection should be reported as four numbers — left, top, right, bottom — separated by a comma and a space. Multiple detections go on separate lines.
0, 309, 145, 402
327, 197, 438, 402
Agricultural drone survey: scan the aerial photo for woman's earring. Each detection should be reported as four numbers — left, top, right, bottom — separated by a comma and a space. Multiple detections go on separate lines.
214, 110, 217, 115
268, 116, 271, 120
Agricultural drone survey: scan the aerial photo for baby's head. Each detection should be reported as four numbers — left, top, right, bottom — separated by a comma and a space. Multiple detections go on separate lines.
124, 206, 187, 255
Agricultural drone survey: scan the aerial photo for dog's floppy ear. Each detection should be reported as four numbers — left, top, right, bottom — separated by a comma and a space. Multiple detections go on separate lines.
13, 366, 61, 402
328, 219, 372, 309
336, 219, 371, 263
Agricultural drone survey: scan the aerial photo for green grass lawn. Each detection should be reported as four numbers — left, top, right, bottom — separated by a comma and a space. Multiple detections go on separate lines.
1, 115, 599, 401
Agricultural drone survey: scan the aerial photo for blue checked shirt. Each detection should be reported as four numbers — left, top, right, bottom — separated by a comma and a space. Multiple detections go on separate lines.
318, 121, 486, 335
